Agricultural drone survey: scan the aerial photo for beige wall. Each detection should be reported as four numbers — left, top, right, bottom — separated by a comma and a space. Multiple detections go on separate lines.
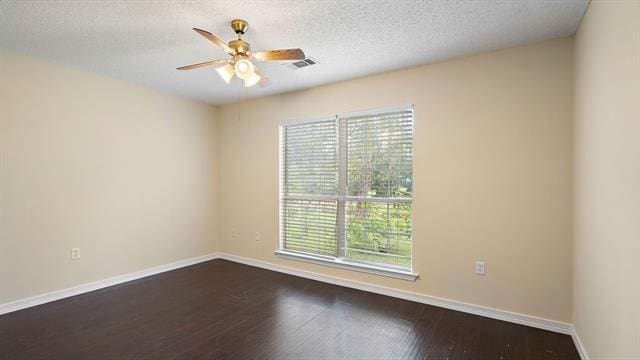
573, 1, 640, 358
217, 38, 574, 322
0, 51, 219, 304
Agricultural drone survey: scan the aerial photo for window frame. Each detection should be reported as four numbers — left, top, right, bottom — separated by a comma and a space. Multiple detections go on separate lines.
277, 105, 418, 281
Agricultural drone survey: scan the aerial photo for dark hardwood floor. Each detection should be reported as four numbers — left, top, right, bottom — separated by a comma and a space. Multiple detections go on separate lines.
0, 259, 579, 359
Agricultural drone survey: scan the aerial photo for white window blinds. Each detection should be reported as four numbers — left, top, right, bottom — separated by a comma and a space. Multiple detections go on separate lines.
280, 118, 338, 257
280, 106, 414, 270
342, 108, 413, 269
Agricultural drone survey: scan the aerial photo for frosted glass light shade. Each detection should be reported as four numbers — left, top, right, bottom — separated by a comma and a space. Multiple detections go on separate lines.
234, 59, 255, 80
215, 64, 234, 84
244, 72, 261, 87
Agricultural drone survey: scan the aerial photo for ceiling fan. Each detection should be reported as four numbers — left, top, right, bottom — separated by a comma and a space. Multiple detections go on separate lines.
177, 19, 305, 88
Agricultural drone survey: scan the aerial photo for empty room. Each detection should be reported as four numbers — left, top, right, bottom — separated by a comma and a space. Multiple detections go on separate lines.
1, 0, 638, 359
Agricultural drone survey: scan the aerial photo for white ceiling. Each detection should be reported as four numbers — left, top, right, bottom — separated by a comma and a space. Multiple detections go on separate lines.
0, 0, 588, 105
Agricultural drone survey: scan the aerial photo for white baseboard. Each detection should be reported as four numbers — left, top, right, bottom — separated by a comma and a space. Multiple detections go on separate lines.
0, 252, 220, 316
218, 252, 573, 335
571, 326, 589, 360
1, 250, 579, 351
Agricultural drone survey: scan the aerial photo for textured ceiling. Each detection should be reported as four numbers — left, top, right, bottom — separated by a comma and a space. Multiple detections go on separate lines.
0, 0, 588, 105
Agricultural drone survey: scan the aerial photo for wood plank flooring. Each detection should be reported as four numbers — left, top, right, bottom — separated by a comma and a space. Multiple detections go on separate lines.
0, 259, 579, 359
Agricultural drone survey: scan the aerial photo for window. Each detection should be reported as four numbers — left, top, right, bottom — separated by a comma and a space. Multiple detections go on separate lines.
278, 105, 415, 279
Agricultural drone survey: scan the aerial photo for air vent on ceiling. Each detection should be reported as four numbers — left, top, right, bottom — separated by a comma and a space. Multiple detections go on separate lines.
287, 58, 318, 70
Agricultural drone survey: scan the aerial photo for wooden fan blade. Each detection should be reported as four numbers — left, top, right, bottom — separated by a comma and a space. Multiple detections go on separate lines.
176, 59, 228, 70
252, 48, 305, 61
193, 28, 233, 54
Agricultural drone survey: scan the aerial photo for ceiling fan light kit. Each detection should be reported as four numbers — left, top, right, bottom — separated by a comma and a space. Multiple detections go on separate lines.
177, 19, 305, 88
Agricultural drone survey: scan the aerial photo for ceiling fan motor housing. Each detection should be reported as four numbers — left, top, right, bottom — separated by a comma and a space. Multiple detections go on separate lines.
229, 19, 250, 56
229, 39, 251, 56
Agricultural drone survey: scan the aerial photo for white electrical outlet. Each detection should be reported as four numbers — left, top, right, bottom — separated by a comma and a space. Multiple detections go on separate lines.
71, 248, 80, 260
254, 232, 261, 241
475, 261, 485, 275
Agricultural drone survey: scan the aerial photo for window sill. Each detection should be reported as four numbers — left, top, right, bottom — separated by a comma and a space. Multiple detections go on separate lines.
275, 250, 419, 281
